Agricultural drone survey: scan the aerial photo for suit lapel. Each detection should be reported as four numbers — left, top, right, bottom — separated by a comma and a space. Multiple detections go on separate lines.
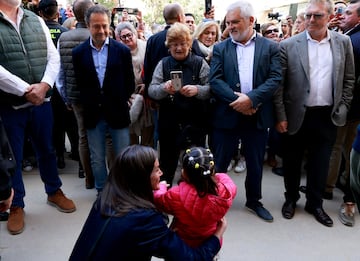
329, 31, 340, 92
228, 41, 239, 81
253, 36, 263, 85
296, 33, 310, 83
84, 41, 101, 86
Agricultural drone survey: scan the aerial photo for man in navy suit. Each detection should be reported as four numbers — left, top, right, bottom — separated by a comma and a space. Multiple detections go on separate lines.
72, 5, 135, 192
209, 0, 282, 222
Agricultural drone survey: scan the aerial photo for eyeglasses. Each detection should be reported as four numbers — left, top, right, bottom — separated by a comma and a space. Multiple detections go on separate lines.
120, 33, 133, 41
304, 13, 326, 20
264, 29, 279, 35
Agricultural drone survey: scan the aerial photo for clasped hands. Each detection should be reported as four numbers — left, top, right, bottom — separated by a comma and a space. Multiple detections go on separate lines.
163, 80, 198, 97
230, 92, 257, 115
24, 82, 50, 106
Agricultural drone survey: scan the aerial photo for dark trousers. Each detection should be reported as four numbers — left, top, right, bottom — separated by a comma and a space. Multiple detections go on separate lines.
51, 89, 79, 158
283, 107, 337, 208
0, 103, 62, 208
211, 120, 267, 207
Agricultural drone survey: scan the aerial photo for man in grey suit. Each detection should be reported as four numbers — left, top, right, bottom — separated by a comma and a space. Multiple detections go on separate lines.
274, 0, 355, 227
210, 0, 282, 222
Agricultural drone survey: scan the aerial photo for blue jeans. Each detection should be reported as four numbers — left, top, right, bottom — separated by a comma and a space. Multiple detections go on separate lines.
87, 120, 129, 190
0, 102, 62, 208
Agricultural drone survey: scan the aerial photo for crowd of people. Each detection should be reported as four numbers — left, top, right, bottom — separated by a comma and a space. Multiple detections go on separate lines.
1, 0, 360, 259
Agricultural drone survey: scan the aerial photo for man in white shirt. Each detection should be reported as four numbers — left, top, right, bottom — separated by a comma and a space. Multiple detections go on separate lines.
274, 0, 355, 227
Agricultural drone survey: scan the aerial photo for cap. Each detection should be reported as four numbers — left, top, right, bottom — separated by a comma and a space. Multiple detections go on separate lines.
38, 0, 58, 11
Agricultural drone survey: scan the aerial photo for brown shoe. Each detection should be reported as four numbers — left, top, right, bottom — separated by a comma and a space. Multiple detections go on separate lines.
7, 207, 25, 235
47, 189, 76, 213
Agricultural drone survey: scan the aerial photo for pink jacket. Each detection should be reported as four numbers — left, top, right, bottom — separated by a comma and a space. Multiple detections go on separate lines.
153, 173, 237, 247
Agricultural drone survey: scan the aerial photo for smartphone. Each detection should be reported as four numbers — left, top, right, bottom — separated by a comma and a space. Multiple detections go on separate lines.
114, 7, 139, 15
170, 71, 183, 91
336, 7, 343, 18
205, 0, 212, 14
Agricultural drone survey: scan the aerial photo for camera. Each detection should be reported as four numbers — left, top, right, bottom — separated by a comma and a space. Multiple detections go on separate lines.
268, 12, 280, 20
111, 7, 139, 28
114, 7, 139, 15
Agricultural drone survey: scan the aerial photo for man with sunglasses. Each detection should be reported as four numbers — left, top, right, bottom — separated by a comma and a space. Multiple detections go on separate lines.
274, 0, 355, 227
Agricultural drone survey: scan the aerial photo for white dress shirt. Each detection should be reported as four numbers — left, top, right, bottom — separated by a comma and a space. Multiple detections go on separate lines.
232, 31, 256, 94
306, 31, 333, 107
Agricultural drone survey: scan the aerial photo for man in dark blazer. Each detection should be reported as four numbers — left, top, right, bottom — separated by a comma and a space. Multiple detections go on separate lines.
210, 0, 282, 222
72, 5, 135, 191
274, 0, 355, 227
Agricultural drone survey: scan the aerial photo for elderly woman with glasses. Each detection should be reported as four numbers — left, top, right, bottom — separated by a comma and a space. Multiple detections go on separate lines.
148, 22, 211, 186
115, 22, 154, 147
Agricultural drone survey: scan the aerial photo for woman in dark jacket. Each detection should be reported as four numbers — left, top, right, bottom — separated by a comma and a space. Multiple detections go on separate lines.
70, 145, 225, 260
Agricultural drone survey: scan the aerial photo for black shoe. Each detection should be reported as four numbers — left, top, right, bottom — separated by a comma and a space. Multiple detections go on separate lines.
299, 185, 307, 193
0, 211, 9, 221
57, 156, 65, 169
282, 200, 296, 219
78, 167, 85, 179
272, 167, 283, 176
305, 206, 333, 227
246, 204, 274, 222
86, 176, 95, 189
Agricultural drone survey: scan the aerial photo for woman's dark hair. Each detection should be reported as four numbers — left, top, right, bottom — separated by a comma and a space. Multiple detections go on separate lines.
98, 145, 158, 217
182, 147, 218, 197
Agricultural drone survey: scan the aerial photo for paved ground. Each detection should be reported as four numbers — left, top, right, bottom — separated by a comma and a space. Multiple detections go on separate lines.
0, 154, 359, 261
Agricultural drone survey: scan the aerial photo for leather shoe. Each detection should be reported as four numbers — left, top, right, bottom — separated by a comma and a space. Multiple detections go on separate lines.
246, 204, 273, 222
282, 200, 296, 219
85, 176, 95, 189
299, 185, 307, 193
7, 207, 25, 235
305, 205, 333, 227
78, 163, 85, 179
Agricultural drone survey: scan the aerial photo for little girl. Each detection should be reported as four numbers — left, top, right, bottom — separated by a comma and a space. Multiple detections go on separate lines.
153, 147, 237, 247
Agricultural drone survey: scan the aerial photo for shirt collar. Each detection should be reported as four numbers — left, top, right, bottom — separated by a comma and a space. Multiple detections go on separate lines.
90, 36, 109, 51
231, 30, 256, 47
306, 30, 331, 43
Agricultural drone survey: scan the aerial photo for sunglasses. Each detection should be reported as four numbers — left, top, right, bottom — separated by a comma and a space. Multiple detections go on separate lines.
304, 13, 325, 20
264, 29, 279, 35
120, 33, 133, 41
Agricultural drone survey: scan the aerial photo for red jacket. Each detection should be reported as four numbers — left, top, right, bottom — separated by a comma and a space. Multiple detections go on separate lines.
153, 173, 237, 247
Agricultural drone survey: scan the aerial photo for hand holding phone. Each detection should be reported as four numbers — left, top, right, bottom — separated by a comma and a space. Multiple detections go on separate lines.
205, 0, 212, 14
170, 71, 183, 91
